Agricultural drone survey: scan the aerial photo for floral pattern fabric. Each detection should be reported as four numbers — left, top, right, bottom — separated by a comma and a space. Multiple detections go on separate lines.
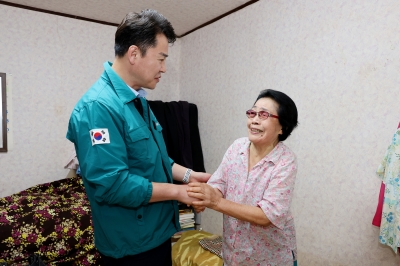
377, 128, 400, 253
0, 175, 101, 265
208, 137, 297, 266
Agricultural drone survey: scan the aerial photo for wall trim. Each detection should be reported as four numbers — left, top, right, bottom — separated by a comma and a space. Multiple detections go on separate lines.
0, 0, 119, 27
178, 0, 259, 37
0, 0, 259, 37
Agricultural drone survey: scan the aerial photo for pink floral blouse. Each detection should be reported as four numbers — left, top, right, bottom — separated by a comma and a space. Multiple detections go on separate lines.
208, 137, 297, 266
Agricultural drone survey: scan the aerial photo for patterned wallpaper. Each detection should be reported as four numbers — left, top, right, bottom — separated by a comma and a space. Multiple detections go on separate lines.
0, 5, 181, 197
0, 6, 109, 196
179, 0, 400, 265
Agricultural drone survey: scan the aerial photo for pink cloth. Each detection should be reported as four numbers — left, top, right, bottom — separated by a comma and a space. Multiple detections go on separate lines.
208, 138, 297, 266
372, 182, 385, 227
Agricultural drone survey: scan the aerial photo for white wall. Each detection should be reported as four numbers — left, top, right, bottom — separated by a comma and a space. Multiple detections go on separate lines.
0, 5, 181, 197
179, 0, 400, 265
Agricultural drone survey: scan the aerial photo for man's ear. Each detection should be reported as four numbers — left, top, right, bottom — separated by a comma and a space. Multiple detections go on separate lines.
127, 45, 139, 65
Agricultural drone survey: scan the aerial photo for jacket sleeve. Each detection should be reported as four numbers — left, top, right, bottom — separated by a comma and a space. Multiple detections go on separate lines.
67, 100, 152, 208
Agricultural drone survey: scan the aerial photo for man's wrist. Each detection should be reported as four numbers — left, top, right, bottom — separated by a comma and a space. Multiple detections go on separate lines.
182, 168, 192, 183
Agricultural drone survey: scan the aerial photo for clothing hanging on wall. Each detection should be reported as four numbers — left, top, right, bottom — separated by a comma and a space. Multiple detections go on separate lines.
372, 122, 400, 227
148, 101, 206, 179
374, 124, 400, 253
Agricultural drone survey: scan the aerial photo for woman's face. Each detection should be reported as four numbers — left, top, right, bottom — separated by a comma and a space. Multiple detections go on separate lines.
247, 97, 283, 147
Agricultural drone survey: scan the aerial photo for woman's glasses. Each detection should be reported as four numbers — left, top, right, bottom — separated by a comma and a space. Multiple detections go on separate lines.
245, 110, 279, 120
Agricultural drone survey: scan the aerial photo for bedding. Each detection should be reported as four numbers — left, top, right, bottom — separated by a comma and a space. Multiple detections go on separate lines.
0, 175, 101, 265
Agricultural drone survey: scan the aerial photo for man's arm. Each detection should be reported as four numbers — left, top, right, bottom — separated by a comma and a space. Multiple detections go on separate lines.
149, 182, 195, 205
148, 163, 211, 209
171, 163, 211, 183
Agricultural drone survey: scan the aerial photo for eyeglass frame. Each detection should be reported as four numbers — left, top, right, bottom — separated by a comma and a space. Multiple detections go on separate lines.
245, 109, 279, 120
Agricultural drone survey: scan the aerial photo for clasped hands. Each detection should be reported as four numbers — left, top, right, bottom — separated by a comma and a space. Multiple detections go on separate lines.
186, 182, 222, 213
178, 171, 221, 213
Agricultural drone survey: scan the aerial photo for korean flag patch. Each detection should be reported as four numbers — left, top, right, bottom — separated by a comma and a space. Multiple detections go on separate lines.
90, 128, 110, 146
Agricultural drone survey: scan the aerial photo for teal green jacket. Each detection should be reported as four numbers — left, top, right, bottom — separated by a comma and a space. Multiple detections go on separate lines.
66, 62, 180, 258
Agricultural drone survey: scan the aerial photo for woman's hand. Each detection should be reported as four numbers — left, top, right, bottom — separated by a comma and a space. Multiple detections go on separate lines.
187, 183, 222, 210
189, 171, 211, 183
176, 184, 200, 206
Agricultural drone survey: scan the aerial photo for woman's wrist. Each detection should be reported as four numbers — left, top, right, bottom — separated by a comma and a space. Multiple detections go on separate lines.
211, 193, 222, 210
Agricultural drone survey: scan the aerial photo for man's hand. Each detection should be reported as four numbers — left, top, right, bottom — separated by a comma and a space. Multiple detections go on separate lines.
192, 205, 206, 213
187, 172, 211, 212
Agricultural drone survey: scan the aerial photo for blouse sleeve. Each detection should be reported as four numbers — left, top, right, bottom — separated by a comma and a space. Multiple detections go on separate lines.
207, 142, 236, 197
257, 151, 297, 229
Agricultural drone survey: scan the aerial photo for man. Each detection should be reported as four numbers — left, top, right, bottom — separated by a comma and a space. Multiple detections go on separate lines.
66, 9, 210, 265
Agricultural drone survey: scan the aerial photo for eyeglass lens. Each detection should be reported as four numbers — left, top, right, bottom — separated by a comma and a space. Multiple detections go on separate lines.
246, 110, 270, 119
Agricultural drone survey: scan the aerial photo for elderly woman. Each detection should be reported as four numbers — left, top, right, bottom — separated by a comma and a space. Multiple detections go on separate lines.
188, 89, 299, 266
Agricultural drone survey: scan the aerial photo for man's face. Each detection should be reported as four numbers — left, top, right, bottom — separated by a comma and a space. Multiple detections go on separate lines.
133, 34, 169, 90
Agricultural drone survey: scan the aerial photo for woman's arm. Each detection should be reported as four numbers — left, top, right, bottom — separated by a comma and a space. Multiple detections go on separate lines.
189, 147, 298, 228
188, 183, 271, 226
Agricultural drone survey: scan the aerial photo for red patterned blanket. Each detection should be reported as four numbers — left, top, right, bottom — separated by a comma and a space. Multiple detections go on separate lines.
0, 176, 100, 265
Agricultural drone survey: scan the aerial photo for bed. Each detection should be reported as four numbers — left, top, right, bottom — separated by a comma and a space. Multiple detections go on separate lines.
0, 148, 220, 265
0, 170, 101, 265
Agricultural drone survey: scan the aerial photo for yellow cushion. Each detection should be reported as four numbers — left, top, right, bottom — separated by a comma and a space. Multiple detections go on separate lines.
172, 230, 223, 266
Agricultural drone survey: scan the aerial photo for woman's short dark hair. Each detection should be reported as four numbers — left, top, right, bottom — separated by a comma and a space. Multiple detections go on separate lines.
114, 9, 176, 57
255, 89, 298, 141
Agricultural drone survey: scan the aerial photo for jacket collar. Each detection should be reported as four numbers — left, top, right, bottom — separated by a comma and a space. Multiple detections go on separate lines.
102, 61, 136, 103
